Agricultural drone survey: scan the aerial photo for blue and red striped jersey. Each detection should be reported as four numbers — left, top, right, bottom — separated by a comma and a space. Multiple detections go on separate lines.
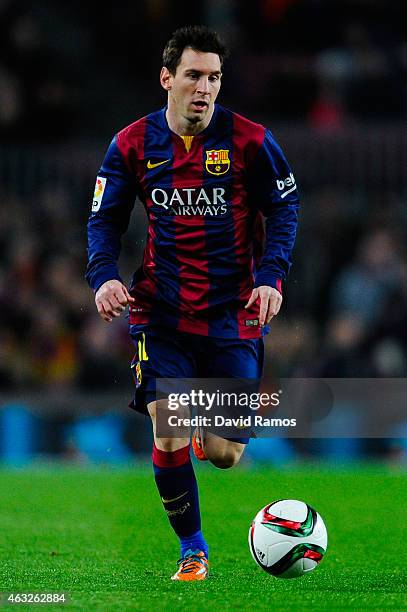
86, 105, 299, 339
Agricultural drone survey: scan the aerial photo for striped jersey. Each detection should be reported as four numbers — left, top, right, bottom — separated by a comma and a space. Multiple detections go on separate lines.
86, 105, 299, 339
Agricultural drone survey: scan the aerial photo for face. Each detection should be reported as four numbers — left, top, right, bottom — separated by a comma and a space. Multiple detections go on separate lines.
161, 47, 222, 127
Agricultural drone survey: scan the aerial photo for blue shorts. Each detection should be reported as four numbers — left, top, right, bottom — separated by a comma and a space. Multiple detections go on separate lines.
129, 325, 264, 444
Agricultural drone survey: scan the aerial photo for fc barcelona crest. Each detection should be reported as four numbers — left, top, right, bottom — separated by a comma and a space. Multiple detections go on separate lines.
205, 149, 230, 176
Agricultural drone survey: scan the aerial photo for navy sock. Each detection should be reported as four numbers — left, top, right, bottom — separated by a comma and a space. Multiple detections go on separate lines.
152, 443, 209, 558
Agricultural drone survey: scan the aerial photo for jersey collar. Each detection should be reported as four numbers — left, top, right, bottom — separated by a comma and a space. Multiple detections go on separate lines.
160, 104, 219, 138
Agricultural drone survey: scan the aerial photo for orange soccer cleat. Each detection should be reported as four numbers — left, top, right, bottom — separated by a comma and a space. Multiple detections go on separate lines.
191, 428, 208, 461
171, 549, 209, 581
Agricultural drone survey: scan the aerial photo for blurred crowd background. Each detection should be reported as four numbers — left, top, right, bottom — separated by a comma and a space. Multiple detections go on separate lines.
1, 0, 406, 463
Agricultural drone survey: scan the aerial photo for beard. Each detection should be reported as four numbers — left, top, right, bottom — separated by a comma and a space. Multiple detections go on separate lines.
186, 115, 201, 125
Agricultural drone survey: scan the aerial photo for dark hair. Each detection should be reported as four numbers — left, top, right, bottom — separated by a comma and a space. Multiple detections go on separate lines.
163, 25, 228, 75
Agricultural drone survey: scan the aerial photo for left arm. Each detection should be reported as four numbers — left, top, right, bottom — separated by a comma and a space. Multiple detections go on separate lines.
245, 129, 300, 324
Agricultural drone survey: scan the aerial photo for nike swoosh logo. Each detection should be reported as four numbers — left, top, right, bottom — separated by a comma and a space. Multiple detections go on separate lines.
147, 159, 170, 169
161, 491, 188, 504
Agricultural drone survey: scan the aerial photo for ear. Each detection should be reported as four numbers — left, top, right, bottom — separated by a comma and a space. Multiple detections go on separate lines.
160, 66, 172, 91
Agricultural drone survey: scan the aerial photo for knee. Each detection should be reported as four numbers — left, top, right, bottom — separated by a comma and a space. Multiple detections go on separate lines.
209, 448, 242, 469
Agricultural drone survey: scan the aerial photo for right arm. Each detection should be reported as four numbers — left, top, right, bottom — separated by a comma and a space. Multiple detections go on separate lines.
85, 136, 138, 322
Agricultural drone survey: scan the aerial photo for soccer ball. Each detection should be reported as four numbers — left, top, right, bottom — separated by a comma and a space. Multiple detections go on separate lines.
249, 499, 328, 578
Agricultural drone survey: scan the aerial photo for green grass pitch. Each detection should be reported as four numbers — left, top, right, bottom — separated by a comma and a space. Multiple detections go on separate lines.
1, 463, 406, 610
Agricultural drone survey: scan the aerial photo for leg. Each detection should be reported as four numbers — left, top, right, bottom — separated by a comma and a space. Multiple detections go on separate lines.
192, 336, 264, 468
203, 431, 246, 469
149, 399, 189, 452
148, 400, 209, 566
129, 327, 209, 579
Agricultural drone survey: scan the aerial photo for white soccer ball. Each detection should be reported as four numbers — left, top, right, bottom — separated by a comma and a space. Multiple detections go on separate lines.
249, 499, 328, 578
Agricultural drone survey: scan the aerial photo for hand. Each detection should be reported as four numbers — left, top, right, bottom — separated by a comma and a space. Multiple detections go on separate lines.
95, 279, 135, 323
245, 285, 282, 325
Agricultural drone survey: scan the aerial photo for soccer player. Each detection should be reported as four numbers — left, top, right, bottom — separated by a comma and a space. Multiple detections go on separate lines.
86, 25, 299, 581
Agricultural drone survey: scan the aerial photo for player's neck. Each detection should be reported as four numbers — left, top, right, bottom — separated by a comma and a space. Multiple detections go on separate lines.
165, 107, 214, 136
